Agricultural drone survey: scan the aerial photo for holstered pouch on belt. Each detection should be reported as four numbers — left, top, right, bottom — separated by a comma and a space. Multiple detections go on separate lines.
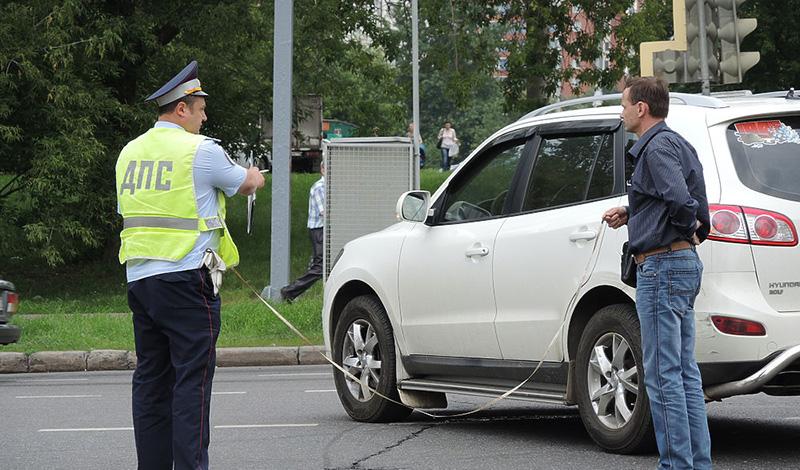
202, 249, 227, 296
620, 241, 637, 288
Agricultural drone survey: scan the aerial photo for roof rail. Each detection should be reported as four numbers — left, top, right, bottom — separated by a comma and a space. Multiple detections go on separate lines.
710, 90, 753, 98
521, 92, 728, 120
520, 94, 622, 120
753, 88, 800, 100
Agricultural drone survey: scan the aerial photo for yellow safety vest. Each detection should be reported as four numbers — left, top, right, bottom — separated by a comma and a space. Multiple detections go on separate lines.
115, 127, 240, 267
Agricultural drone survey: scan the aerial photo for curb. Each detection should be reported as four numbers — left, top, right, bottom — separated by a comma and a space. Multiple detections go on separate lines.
0, 346, 329, 374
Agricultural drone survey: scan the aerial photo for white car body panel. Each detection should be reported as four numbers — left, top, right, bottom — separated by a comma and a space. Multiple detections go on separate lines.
322, 222, 412, 360
398, 218, 506, 358
493, 197, 623, 361
694, 271, 798, 361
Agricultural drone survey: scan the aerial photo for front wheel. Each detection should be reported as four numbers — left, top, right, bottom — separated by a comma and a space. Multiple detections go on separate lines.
575, 304, 655, 454
332, 295, 412, 422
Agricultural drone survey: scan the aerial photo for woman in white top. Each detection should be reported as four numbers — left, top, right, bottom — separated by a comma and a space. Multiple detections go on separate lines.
437, 121, 458, 171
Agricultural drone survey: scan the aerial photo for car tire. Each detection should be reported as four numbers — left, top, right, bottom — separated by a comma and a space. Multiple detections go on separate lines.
575, 303, 656, 454
332, 294, 412, 422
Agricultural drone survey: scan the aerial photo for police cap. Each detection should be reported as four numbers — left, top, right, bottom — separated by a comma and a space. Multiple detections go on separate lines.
145, 60, 209, 107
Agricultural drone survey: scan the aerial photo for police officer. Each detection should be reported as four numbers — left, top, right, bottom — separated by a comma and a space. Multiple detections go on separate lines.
116, 60, 264, 470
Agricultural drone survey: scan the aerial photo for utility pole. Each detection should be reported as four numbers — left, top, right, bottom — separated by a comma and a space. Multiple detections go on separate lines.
697, 0, 711, 95
264, 0, 293, 300
411, 0, 420, 189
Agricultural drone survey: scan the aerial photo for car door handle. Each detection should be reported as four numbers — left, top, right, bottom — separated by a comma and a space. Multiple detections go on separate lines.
569, 230, 597, 242
465, 246, 490, 257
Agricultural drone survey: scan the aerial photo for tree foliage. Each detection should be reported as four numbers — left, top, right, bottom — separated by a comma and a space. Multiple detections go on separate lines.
1, 0, 796, 268
739, 0, 800, 93
0, 0, 400, 266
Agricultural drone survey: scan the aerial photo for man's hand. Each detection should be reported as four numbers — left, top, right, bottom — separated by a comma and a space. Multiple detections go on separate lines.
238, 166, 266, 195
602, 206, 629, 229
691, 220, 702, 245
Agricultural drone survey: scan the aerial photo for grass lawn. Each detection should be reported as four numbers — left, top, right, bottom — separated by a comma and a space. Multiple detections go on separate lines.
2, 169, 449, 353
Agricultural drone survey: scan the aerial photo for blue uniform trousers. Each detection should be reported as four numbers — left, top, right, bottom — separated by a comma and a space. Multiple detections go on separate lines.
128, 268, 220, 470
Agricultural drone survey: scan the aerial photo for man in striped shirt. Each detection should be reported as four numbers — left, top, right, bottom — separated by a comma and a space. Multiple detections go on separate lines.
603, 77, 711, 470
281, 161, 325, 302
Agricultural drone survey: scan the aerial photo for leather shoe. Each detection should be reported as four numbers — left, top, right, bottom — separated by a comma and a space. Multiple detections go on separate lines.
280, 288, 294, 304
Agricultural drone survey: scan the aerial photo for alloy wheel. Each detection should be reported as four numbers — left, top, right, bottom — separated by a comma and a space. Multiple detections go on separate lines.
587, 332, 640, 429
341, 319, 382, 401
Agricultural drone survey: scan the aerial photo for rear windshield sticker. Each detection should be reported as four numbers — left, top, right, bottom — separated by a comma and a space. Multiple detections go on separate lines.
734, 120, 800, 148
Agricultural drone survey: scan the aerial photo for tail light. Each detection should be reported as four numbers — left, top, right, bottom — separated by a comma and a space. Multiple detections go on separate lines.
5, 291, 18, 315
711, 315, 766, 336
708, 204, 797, 246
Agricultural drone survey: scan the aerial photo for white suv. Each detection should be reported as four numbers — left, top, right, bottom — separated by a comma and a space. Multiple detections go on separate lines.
322, 91, 800, 453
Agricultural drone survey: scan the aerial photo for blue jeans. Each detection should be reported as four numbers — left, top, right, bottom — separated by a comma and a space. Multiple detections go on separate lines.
441, 147, 450, 170
636, 249, 711, 470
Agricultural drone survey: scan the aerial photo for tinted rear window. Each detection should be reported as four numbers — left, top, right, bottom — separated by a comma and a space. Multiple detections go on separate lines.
726, 116, 800, 202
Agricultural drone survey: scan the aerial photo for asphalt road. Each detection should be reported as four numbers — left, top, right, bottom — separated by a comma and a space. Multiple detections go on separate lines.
1, 365, 798, 469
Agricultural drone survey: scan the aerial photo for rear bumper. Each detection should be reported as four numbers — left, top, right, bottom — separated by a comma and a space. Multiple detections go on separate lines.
0, 323, 21, 345
704, 344, 800, 400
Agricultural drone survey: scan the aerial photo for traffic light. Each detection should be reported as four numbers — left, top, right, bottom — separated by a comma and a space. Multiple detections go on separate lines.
646, 0, 719, 84
652, 50, 681, 83
640, 0, 688, 81
642, 0, 759, 86
682, 0, 719, 83
716, 0, 760, 84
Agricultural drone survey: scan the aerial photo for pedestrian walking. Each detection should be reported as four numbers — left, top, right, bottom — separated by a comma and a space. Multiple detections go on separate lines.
437, 121, 458, 171
116, 60, 265, 470
602, 76, 712, 470
281, 160, 325, 302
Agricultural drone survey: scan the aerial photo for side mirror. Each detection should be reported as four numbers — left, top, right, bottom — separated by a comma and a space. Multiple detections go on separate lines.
396, 190, 431, 223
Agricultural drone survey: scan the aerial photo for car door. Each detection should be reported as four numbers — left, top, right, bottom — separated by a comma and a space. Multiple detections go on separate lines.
398, 132, 531, 359
493, 120, 626, 361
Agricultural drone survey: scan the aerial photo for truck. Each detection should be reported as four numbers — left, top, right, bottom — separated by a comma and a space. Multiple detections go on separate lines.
263, 95, 323, 173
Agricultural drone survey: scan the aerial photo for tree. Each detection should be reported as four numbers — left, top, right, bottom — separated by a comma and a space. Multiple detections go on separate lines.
0, 0, 406, 267
739, 0, 800, 92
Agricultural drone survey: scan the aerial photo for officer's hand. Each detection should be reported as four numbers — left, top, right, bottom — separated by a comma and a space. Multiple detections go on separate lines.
602, 207, 628, 229
238, 166, 266, 195
252, 166, 266, 189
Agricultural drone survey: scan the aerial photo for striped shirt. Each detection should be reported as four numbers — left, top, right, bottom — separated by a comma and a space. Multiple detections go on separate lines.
307, 177, 325, 229
626, 121, 710, 254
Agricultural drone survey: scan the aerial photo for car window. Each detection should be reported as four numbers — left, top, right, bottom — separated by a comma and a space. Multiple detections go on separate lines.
586, 134, 614, 200
442, 141, 526, 223
523, 132, 614, 211
726, 116, 800, 202
624, 131, 638, 187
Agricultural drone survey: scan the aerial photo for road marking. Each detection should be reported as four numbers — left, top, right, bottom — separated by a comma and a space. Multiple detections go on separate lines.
39, 427, 133, 433
38, 423, 320, 433
257, 372, 330, 377
17, 394, 102, 399
215, 423, 318, 429
304, 389, 336, 393
16, 378, 90, 383
211, 391, 247, 395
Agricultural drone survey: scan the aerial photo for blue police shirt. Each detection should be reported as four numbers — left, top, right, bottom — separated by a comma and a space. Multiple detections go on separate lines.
125, 121, 247, 282
626, 121, 710, 254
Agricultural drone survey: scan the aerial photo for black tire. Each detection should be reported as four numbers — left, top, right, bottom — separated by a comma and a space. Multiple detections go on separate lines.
332, 295, 412, 422
575, 303, 656, 454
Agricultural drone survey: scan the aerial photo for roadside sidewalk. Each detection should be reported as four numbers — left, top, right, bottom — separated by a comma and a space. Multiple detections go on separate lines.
0, 345, 328, 373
